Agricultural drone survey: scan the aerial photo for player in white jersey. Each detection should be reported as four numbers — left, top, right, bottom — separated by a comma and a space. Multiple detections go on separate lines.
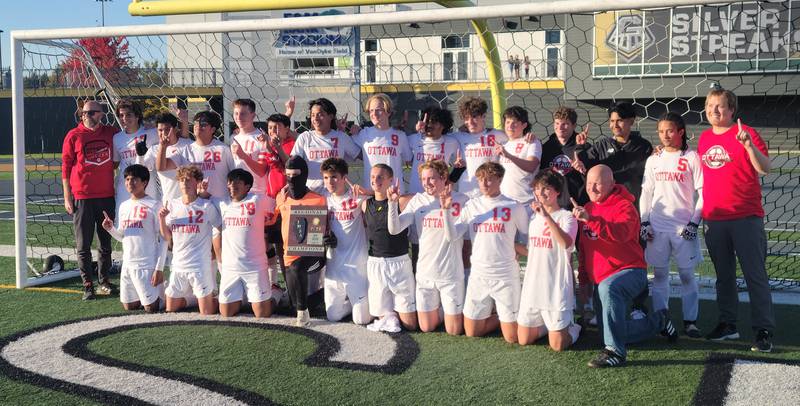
352, 94, 413, 193
407, 106, 460, 194
230, 99, 269, 194
112, 100, 160, 214
516, 169, 582, 349
320, 158, 372, 325
452, 97, 509, 198
389, 159, 469, 335
291, 98, 361, 193
159, 165, 222, 315
216, 168, 277, 318
497, 106, 542, 204
102, 164, 167, 312
142, 113, 193, 203
157, 110, 235, 199
446, 162, 528, 343
639, 112, 704, 338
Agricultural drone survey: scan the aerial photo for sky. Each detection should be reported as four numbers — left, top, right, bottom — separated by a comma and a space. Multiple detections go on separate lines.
1, 0, 165, 68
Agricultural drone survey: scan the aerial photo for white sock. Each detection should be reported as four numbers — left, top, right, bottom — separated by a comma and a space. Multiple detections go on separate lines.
568, 323, 582, 345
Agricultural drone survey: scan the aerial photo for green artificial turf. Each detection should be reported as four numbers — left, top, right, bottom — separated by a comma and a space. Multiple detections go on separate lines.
1, 254, 800, 405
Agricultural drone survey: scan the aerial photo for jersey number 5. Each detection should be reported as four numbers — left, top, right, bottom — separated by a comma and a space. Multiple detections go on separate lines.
677, 158, 688, 172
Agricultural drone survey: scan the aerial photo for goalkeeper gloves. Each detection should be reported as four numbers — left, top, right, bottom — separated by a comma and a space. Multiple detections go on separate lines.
680, 222, 699, 241
640, 221, 653, 241
135, 134, 148, 157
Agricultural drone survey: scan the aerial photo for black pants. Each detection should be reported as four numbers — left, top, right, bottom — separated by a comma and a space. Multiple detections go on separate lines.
285, 256, 325, 311
74, 197, 115, 288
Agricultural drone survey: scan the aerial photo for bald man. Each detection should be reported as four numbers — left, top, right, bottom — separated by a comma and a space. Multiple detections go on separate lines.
62, 100, 118, 300
573, 165, 677, 368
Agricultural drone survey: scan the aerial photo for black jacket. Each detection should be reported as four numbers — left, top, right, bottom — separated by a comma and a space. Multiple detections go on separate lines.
575, 131, 653, 207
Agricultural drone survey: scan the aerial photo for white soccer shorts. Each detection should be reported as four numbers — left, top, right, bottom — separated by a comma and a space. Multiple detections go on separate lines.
645, 231, 703, 268
165, 269, 215, 299
324, 276, 370, 323
517, 307, 573, 331
463, 275, 521, 323
119, 266, 165, 307
416, 277, 465, 315
218, 270, 271, 304
367, 254, 416, 316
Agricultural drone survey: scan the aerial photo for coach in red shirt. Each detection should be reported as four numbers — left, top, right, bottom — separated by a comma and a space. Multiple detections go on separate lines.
62, 100, 117, 300
574, 165, 677, 368
698, 88, 775, 352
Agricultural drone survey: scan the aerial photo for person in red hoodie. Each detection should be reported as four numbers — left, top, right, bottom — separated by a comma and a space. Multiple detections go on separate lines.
62, 100, 118, 300
574, 164, 677, 368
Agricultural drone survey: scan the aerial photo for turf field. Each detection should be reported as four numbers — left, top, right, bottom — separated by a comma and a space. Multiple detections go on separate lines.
1, 257, 799, 405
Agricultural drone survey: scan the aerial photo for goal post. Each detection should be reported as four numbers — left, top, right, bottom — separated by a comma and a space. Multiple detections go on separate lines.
10, 0, 800, 289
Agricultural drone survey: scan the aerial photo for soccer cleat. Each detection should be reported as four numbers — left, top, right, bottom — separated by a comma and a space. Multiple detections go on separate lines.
587, 348, 626, 368
751, 329, 773, 353
683, 321, 702, 338
705, 322, 740, 341
82, 286, 95, 301
295, 309, 311, 327
381, 315, 402, 333
659, 310, 679, 342
97, 282, 116, 295
366, 317, 386, 332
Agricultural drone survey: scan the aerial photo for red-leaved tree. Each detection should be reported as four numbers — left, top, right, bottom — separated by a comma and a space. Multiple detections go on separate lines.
58, 37, 133, 87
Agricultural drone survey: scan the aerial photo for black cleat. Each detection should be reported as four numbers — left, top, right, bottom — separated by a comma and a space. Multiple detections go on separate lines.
82, 286, 95, 301
751, 329, 773, 353
588, 348, 626, 368
660, 310, 679, 342
706, 322, 740, 341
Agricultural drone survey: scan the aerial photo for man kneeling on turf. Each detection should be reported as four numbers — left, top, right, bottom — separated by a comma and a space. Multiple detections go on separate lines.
159, 165, 222, 315
216, 168, 277, 318
574, 165, 678, 368
445, 162, 528, 343
102, 164, 167, 312
389, 159, 468, 335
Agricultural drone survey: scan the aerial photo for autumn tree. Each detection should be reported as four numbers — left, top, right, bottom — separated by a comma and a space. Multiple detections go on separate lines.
58, 37, 133, 87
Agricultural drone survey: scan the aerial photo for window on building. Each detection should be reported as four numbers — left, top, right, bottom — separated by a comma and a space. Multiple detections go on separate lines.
545, 30, 561, 44
364, 39, 378, 52
366, 55, 377, 83
546, 47, 559, 78
442, 35, 470, 49
292, 58, 334, 76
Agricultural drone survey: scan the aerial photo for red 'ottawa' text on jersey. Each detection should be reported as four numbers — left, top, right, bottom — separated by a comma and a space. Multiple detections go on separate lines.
232, 130, 269, 194
115, 196, 163, 270
452, 194, 528, 279
324, 190, 368, 280
523, 209, 578, 311
216, 193, 275, 274
353, 127, 412, 193
165, 197, 221, 273
641, 150, 703, 234
453, 129, 509, 198
407, 133, 460, 194
290, 130, 361, 191
398, 191, 469, 282
172, 139, 236, 199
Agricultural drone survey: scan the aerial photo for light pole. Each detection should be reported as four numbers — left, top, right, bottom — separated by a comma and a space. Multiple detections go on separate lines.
0, 29, 4, 89
96, 0, 112, 27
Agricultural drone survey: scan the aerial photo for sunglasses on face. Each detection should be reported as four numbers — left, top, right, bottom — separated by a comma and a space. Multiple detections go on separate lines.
82, 110, 102, 116
193, 121, 211, 128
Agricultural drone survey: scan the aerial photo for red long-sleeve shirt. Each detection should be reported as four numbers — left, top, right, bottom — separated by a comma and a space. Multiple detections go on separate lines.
577, 184, 646, 285
61, 123, 116, 200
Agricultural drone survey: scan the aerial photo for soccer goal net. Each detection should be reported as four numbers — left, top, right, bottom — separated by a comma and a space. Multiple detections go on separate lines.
9, 0, 800, 289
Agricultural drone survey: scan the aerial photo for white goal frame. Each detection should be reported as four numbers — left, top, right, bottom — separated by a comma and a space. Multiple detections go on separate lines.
11, 0, 730, 288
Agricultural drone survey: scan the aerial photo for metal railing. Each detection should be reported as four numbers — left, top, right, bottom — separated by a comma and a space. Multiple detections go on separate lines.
17, 58, 565, 91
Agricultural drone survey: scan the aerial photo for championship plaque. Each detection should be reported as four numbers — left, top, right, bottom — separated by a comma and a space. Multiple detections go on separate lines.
286, 205, 328, 257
